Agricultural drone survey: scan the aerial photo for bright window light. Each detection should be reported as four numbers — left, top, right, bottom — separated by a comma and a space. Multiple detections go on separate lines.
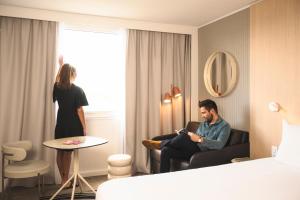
59, 29, 126, 113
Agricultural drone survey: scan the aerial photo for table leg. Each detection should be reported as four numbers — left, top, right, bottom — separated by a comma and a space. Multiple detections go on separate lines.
73, 149, 96, 194
70, 150, 80, 200
49, 149, 96, 200
77, 173, 96, 193
50, 174, 74, 200
71, 174, 77, 200
78, 178, 83, 193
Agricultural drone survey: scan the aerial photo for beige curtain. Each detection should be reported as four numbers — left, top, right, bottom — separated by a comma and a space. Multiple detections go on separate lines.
126, 29, 191, 173
0, 16, 58, 189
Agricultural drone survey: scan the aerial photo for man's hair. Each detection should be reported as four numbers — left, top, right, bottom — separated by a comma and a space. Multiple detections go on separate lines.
198, 99, 218, 113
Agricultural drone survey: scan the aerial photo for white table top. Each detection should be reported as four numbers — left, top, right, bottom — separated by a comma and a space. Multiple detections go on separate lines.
43, 136, 108, 150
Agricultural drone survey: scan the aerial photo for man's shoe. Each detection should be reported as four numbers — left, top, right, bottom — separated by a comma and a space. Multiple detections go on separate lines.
142, 140, 161, 150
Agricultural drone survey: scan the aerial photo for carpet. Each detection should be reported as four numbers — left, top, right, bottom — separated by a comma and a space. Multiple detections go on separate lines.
40, 192, 95, 200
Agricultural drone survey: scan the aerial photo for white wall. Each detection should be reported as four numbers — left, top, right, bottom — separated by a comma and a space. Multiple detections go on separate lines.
0, 4, 199, 177
80, 112, 123, 176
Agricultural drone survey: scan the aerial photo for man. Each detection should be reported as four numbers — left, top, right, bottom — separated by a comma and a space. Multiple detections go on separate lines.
142, 99, 231, 173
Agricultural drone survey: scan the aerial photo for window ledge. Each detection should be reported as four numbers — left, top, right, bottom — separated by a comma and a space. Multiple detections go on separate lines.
85, 111, 121, 120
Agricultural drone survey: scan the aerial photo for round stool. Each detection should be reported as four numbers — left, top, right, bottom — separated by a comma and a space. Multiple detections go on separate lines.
107, 154, 132, 180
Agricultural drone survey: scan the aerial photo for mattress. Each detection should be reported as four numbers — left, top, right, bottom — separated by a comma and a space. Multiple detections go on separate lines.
96, 158, 300, 200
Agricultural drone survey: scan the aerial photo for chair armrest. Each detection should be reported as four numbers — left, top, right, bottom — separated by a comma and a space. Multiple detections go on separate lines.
189, 143, 250, 169
6, 140, 32, 151
152, 133, 178, 141
2, 145, 27, 161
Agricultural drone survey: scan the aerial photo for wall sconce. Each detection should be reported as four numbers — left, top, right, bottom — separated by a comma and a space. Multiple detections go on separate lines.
268, 101, 300, 125
268, 101, 288, 122
268, 102, 281, 112
163, 85, 181, 103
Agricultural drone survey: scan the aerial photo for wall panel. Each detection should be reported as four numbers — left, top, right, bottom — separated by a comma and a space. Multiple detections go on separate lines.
198, 9, 250, 131
250, 0, 300, 158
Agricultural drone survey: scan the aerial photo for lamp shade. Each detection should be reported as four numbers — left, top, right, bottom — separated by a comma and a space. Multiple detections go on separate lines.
172, 86, 181, 98
163, 92, 172, 103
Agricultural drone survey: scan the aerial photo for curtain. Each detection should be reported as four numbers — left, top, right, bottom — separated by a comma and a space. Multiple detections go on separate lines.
126, 29, 191, 173
0, 16, 58, 189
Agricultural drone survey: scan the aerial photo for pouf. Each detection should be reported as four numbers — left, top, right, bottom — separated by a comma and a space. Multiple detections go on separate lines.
107, 154, 132, 180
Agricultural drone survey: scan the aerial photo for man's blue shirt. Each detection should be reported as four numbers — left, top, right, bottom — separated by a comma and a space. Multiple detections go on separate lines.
195, 117, 231, 151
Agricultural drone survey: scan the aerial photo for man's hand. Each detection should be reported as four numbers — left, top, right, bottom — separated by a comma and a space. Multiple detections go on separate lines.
188, 132, 203, 143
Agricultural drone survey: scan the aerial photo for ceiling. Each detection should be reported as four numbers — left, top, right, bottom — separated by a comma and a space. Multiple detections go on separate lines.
0, 0, 258, 26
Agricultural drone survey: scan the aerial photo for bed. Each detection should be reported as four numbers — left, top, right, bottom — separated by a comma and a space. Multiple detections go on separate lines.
97, 158, 300, 200
96, 121, 300, 200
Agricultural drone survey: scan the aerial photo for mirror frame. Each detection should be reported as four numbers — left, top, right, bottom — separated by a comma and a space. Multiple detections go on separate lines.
203, 51, 238, 97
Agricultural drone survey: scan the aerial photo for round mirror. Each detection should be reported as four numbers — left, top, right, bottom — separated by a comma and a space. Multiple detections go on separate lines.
204, 51, 238, 97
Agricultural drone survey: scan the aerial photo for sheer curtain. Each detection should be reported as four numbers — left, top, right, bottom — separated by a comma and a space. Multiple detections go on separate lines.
0, 16, 58, 189
126, 29, 191, 173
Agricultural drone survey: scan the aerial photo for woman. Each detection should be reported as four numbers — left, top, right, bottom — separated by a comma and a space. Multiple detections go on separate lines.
53, 63, 88, 184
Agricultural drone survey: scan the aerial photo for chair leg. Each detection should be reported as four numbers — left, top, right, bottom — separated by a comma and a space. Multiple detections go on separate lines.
6, 178, 11, 198
42, 175, 45, 194
2, 154, 5, 198
1, 174, 4, 198
37, 173, 41, 199
1, 176, 4, 200
78, 179, 83, 193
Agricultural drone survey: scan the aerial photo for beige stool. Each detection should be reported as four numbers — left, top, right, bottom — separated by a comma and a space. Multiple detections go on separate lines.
107, 154, 132, 180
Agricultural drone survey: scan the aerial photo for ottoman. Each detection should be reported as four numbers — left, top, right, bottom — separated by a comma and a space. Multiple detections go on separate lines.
107, 154, 132, 180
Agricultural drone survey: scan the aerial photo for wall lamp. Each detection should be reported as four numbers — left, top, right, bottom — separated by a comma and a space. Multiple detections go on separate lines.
268, 101, 300, 124
268, 102, 281, 112
268, 101, 300, 122
163, 85, 181, 103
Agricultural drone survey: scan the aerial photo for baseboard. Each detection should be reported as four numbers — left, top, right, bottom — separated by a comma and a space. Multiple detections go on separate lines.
80, 169, 108, 177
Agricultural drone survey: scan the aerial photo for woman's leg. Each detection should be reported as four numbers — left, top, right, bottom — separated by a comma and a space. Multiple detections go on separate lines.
62, 151, 72, 184
56, 150, 64, 183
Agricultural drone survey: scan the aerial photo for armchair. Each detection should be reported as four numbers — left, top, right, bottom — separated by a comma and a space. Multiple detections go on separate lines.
150, 121, 250, 173
1, 141, 50, 197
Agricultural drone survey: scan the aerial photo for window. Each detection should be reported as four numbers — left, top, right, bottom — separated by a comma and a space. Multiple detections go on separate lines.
59, 29, 126, 113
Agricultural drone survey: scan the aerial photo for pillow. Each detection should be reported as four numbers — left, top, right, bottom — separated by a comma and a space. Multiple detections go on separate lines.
275, 120, 300, 167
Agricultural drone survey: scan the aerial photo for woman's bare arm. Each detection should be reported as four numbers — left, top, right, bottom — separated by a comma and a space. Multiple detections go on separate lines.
77, 106, 87, 135
55, 65, 62, 83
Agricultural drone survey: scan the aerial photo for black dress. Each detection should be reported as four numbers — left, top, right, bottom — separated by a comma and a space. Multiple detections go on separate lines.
53, 83, 88, 139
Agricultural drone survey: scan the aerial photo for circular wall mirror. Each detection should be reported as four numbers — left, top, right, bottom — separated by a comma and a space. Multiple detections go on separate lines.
203, 51, 238, 97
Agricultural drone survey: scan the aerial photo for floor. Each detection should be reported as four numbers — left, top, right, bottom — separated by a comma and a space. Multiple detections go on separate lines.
1, 175, 108, 200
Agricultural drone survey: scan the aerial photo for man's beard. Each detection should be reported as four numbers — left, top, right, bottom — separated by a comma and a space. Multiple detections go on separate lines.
206, 114, 213, 123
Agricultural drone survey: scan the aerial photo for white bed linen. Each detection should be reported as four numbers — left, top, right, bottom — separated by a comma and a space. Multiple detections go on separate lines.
96, 158, 300, 200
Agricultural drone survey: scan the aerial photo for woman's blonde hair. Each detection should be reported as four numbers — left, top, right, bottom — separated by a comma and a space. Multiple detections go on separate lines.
57, 63, 76, 89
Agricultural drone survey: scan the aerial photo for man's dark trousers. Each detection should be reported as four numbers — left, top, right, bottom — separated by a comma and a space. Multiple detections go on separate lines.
160, 132, 200, 173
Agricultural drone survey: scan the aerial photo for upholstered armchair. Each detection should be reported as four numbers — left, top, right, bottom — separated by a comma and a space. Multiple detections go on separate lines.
1, 141, 50, 197
150, 121, 250, 173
